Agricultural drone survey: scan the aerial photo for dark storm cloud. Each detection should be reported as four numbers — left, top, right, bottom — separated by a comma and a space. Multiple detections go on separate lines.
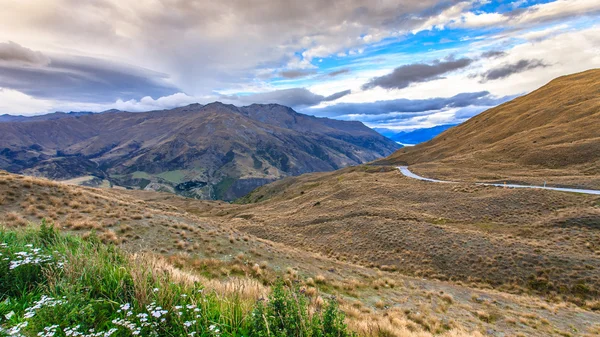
223, 88, 351, 108
480, 59, 549, 81
361, 58, 473, 90
481, 50, 507, 59
0, 41, 50, 65
328, 69, 351, 77
302, 91, 514, 118
324, 89, 352, 101
0, 43, 179, 103
278, 70, 317, 79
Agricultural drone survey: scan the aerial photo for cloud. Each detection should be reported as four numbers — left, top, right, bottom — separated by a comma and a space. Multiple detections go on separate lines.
303, 91, 513, 118
0, 42, 179, 103
0, 88, 54, 115
222, 88, 351, 108
278, 69, 317, 79
0, 41, 50, 66
113, 93, 199, 112
0, 0, 464, 98
481, 50, 507, 59
518, 24, 570, 42
443, 0, 600, 31
479, 59, 549, 82
328, 69, 350, 77
361, 58, 473, 90
1, 0, 599, 122
512, 0, 600, 26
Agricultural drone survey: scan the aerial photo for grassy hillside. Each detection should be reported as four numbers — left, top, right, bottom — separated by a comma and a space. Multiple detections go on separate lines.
3, 171, 600, 336
379, 69, 600, 187
0, 224, 351, 337
232, 165, 600, 305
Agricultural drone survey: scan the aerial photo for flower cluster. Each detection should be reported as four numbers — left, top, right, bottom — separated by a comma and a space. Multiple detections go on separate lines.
209, 324, 220, 336
23, 296, 67, 320
2, 321, 28, 337
62, 326, 118, 337
1, 244, 64, 270
111, 301, 172, 336
36, 324, 59, 337
0, 287, 224, 337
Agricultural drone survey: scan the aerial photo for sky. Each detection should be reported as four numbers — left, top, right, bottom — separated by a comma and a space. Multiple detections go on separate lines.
0, 0, 599, 131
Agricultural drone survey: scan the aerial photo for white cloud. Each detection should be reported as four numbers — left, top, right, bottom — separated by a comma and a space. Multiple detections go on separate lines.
514, 0, 600, 25
452, 12, 507, 28
412, 2, 472, 33
113, 93, 201, 112
518, 24, 570, 41
0, 89, 54, 115
423, 0, 600, 32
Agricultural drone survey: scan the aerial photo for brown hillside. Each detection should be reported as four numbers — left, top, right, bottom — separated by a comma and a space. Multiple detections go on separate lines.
232, 165, 600, 305
7, 171, 600, 336
381, 69, 600, 177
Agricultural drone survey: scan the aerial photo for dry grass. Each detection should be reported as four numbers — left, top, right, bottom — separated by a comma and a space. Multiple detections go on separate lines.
2, 171, 600, 336
345, 306, 485, 337
230, 166, 600, 304
381, 69, 600, 188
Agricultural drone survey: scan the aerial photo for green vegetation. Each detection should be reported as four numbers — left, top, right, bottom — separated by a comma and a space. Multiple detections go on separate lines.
156, 170, 187, 184
131, 171, 151, 180
252, 281, 353, 337
0, 222, 352, 337
213, 178, 236, 200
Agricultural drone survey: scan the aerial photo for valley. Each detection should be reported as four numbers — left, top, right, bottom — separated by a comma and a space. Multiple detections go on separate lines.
3, 1, 600, 336
1, 70, 600, 337
1, 170, 600, 336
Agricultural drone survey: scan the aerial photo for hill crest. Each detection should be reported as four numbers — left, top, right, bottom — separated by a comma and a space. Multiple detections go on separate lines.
380, 68, 600, 175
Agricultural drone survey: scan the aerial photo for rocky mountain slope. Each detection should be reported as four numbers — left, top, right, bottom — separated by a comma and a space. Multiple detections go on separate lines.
0, 102, 399, 200
380, 69, 600, 184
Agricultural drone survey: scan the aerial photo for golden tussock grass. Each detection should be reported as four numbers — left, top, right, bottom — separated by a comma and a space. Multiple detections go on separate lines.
344, 306, 484, 337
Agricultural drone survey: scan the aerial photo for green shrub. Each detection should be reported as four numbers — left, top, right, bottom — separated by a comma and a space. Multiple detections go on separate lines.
252, 280, 354, 337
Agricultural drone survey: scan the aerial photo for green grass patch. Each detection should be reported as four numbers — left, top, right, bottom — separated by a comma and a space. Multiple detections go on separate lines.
131, 171, 151, 179
0, 222, 353, 337
156, 170, 187, 184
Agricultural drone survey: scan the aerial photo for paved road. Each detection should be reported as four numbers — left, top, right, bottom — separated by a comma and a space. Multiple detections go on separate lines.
397, 166, 600, 195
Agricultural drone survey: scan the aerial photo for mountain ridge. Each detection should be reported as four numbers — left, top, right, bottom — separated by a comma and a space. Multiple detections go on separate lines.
378, 68, 600, 183
0, 102, 399, 200
386, 124, 459, 145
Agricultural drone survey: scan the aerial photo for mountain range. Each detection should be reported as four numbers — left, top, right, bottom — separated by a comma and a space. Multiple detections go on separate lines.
375, 124, 458, 145
0, 102, 399, 200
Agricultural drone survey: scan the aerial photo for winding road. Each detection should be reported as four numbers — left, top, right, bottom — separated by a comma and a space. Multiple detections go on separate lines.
397, 166, 600, 196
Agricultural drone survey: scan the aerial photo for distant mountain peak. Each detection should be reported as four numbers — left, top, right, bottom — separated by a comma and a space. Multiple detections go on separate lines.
202, 101, 238, 110
0, 101, 399, 200
100, 109, 121, 114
